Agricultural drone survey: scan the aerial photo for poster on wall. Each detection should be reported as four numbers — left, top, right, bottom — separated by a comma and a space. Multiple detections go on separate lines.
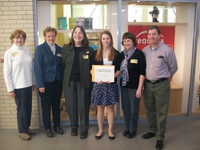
128, 25, 175, 50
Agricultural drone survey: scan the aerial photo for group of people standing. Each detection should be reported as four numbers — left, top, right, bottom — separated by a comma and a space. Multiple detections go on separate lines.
4, 25, 177, 150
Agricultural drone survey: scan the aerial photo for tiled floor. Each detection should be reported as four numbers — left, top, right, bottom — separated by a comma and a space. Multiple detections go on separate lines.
0, 118, 200, 150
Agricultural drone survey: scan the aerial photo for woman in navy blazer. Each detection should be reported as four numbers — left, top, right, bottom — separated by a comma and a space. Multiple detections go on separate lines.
34, 27, 63, 138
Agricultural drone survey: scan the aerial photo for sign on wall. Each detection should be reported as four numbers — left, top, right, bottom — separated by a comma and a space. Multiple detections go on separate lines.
128, 25, 175, 50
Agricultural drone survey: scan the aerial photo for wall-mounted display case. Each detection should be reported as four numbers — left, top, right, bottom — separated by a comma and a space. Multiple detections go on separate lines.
38, 1, 110, 47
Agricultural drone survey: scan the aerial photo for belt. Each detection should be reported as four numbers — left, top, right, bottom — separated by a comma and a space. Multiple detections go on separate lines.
146, 78, 168, 84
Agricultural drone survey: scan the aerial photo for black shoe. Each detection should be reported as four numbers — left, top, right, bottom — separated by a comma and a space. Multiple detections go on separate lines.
142, 132, 155, 139
71, 128, 78, 136
127, 132, 136, 139
54, 127, 64, 134
46, 129, 53, 138
123, 130, 129, 136
108, 132, 115, 140
156, 140, 164, 150
95, 133, 103, 139
80, 130, 88, 139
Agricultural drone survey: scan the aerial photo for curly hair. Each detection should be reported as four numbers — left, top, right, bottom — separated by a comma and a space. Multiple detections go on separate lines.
9, 30, 26, 44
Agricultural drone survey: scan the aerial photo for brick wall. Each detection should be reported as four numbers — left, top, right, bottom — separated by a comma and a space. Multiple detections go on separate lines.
0, 0, 39, 129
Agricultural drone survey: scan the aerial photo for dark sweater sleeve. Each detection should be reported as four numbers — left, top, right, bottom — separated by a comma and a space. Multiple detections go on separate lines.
138, 50, 146, 76
114, 50, 121, 71
91, 50, 97, 65
88, 46, 95, 70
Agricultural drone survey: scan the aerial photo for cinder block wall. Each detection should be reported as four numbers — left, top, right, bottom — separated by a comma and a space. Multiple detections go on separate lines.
0, 0, 40, 129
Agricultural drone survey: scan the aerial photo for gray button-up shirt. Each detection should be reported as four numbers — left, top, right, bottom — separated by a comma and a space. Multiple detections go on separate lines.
142, 42, 178, 81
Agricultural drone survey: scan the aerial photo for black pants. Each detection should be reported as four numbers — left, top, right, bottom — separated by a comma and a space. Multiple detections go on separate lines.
64, 81, 91, 131
39, 79, 62, 130
14, 86, 32, 133
121, 87, 140, 133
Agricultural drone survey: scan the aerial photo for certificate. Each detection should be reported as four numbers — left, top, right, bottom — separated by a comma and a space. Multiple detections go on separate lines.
92, 65, 115, 82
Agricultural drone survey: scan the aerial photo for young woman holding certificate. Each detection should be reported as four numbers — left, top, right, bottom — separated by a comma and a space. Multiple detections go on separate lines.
91, 31, 121, 140
120, 32, 146, 139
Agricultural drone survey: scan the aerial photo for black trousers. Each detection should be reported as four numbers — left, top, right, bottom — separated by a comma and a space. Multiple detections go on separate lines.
14, 86, 32, 133
121, 87, 140, 133
64, 81, 91, 131
39, 79, 62, 130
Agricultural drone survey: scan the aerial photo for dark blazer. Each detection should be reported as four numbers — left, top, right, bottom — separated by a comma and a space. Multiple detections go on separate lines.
120, 49, 146, 89
34, 41, 62, 88
93, 49, 121, 83
62, 44, 94, 88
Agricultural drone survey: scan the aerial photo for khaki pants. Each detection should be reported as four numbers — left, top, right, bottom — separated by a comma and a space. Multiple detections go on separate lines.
143, 79, 170, 140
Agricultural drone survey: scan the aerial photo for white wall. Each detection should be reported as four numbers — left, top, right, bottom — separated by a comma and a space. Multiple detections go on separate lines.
37, 1, 51, 45
109, 1, 119, 50
109, 1, 129, 51
121, 2, 129, 51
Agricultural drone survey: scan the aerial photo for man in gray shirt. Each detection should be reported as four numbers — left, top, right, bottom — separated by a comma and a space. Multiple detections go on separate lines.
142, 26, 178, 150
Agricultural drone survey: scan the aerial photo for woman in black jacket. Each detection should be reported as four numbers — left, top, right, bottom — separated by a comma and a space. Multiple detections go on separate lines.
120, 32, 146, 139
62, 26, 94, 139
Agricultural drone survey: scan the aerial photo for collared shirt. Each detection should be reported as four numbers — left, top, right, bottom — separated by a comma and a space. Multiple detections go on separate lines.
47, 43, 56, 55
142, 42, 178, 81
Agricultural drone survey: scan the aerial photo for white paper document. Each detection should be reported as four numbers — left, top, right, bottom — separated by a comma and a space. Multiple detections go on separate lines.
92, 65, 115, 82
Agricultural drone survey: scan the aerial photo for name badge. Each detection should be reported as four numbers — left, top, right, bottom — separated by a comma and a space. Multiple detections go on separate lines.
83, 55, 89, 59
57, 53, 62, 57
130, 59, 138, 64
12, 52, 19, 57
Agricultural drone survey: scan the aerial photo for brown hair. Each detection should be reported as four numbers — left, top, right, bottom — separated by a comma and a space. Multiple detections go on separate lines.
147, 26, 161, 35
121, 32, 137, 47
43, 27, 57, 37
9, 30, 26, 44
95, 31, 116, 61
69, 26, 89, 47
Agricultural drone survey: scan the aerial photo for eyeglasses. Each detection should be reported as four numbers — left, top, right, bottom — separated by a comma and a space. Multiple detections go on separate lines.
14, 37, 24, 40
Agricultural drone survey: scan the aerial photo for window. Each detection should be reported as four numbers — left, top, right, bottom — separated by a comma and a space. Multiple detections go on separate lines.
128, 5, 176, 23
